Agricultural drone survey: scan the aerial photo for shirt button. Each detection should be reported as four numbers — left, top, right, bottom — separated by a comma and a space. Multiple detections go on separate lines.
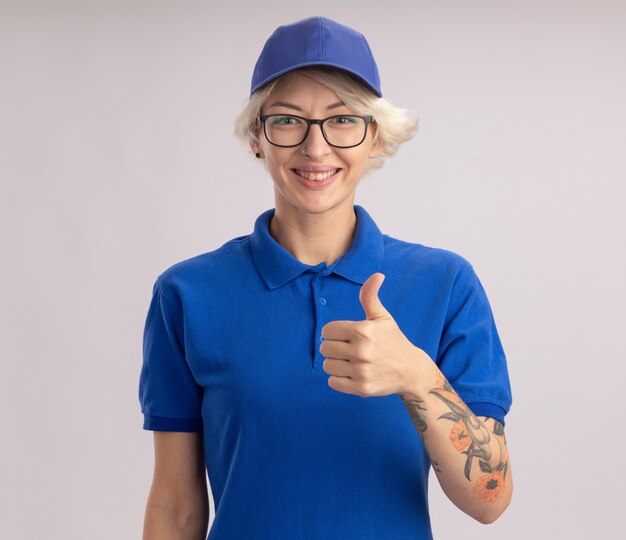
320, 297, 327, 305
320, 335, 324, 342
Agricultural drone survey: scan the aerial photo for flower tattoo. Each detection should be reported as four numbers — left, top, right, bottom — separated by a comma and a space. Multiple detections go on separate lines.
429, 375, 510, 503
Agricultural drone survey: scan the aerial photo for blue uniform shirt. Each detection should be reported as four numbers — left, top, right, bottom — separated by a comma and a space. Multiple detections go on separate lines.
139, 204, 512, 540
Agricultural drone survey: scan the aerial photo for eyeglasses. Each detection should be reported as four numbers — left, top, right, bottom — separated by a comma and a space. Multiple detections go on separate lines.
258, 114, 374, 149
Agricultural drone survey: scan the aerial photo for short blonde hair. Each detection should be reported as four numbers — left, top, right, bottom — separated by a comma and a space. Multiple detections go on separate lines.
232, 67, 419, 172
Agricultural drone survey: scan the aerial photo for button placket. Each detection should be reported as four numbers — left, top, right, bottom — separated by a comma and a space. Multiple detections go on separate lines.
311, 275, 328, 371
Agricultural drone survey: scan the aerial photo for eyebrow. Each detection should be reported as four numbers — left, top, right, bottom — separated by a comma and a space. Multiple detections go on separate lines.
267, 100, 347, 111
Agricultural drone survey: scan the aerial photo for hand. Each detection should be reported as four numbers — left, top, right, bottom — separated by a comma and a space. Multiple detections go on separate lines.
320, 272, 431, 398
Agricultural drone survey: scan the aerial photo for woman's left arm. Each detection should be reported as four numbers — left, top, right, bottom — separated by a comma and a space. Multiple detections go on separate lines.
321, 272, 513, 524
399, 351, 512, 524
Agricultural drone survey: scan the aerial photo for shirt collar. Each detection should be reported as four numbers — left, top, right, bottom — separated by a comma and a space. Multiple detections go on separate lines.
250, 205, 385, 290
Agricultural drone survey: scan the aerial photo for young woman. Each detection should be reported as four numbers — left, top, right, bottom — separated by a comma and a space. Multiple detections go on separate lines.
139, 16, 513, 540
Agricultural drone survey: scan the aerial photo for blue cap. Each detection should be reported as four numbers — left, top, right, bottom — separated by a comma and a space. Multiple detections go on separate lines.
250, 16, 382, 97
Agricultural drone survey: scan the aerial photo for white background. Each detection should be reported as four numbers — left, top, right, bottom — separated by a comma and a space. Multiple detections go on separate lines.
1, 0, 625, 538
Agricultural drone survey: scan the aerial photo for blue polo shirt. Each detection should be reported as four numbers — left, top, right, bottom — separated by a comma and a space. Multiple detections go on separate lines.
139, 204, 512, 540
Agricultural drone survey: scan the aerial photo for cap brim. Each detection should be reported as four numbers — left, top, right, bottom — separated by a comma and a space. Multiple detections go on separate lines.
251, 62, 382, 98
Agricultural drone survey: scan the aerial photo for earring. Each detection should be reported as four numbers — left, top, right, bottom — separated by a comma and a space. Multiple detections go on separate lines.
255, 152, 261, 159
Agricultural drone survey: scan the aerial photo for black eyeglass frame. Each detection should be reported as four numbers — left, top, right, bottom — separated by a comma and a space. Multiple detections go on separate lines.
258, 114, 374, 149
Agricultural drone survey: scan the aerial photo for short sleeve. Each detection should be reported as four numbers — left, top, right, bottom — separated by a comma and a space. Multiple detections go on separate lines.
138, 276, 203, 432
436, 261, 513, 426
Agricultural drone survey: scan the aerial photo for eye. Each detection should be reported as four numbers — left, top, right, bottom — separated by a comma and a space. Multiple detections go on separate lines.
330, 115, 359, 125
270, 115, 299, 126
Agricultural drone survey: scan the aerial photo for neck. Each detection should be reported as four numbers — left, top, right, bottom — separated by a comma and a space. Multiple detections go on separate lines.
269, 203, 357, 267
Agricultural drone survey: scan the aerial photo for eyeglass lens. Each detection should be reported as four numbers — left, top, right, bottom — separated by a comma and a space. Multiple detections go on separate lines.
264, 115, 367, 147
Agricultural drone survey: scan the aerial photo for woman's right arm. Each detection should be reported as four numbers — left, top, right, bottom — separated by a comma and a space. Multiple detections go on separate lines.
142, 431, 209, 540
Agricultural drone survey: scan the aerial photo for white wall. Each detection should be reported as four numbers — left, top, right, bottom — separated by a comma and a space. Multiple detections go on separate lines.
1, 0, 624, 538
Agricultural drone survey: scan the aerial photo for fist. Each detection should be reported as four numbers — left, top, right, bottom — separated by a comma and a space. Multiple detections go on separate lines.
320, 273, 430, 398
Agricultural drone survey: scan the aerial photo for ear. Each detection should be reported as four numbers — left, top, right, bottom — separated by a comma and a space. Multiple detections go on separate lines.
249, 115, 260, 149
251, 140, 260, 154
368, 139, 384, 159
367, 121, 383, 158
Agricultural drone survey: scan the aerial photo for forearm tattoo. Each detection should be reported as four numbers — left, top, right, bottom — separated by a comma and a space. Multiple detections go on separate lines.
402, 374, 510, 503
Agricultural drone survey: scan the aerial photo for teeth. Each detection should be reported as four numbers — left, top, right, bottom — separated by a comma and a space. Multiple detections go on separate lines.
296, 169, 337, 181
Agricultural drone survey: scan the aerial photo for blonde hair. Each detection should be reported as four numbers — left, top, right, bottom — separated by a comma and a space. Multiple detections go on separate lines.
232, 67, 419, 172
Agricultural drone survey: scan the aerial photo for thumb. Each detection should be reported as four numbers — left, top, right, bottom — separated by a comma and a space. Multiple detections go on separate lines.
359, 273, 390, 320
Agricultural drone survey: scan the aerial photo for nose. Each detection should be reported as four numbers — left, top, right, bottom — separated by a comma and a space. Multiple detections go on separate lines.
301, 122, 330, 159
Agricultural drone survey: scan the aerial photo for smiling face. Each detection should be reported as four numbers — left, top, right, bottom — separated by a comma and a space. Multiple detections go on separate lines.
252, 70, 382, 219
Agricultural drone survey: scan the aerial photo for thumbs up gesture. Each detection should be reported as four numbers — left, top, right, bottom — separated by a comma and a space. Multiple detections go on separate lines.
320, 272, 431, 398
